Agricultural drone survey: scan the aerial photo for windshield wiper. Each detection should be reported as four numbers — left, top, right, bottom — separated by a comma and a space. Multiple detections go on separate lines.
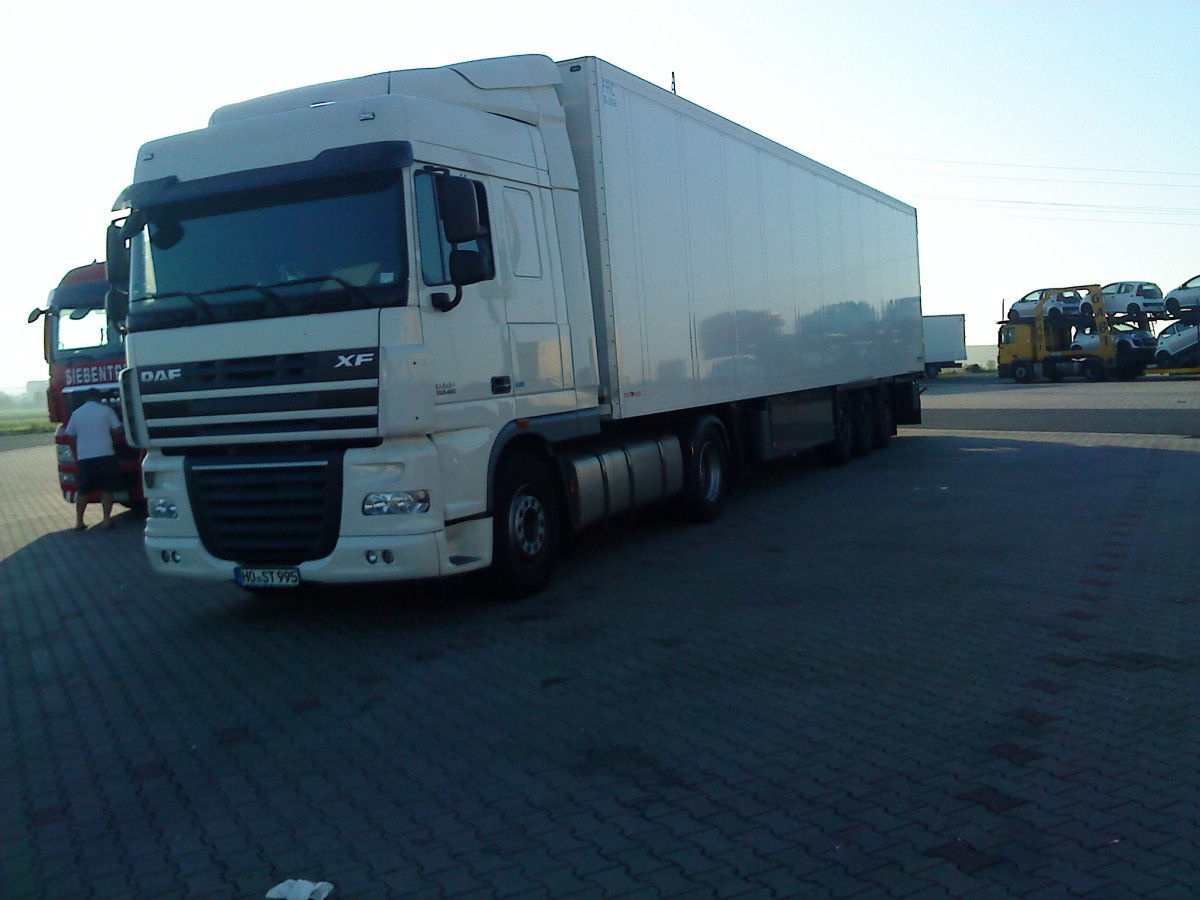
197, 283, 288, 315
262, 275, 373, 310
136, 291, 215, 324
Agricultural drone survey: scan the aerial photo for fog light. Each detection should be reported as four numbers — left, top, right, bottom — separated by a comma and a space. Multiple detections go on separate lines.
172, 551, 181, 563
362, 490, 430, 515
149, 498, 179, 519
161, 550, 171, 563
382, 550, 395, 564
365, 550, 378, 564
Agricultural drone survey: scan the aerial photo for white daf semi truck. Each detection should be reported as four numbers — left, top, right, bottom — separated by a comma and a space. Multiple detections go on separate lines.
109, 54, 924, 596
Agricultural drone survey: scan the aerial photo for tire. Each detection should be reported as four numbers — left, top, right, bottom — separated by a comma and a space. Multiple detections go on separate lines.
1047, 307, 1062, 321
852, 391, 873, 456
1007, 309, 1020, 322
819, 392, 855, 465
678, 418, 729, 522
1127, 303, 1141, 316
1083, 358, 1106, 382
1011, 360, 1033, 383
1166, 298, 1181, 317
491, 451, 561, 598
873, 386, 893, 449
1080, 303, 1094, 319
1156, 350, 1172, 367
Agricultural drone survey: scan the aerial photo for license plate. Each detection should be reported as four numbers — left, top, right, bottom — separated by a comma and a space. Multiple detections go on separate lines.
235, 566, 301, 588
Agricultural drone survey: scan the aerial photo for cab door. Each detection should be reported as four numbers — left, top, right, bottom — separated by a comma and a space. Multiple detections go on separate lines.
412, 168, 511, 413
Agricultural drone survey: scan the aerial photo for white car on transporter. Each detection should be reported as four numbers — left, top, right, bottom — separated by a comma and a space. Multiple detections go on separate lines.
1099, 281, 1164, 316
1154, 320, 1200, 367
1069, 323, 1156, 361
1007, 288, 1086, 322
1165, 274, 1200, 317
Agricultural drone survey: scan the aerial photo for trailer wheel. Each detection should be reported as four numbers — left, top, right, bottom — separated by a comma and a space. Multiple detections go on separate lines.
1083, 358, 1105, 382
852, 391, 873, 456
873, 386, 893, 449
819, 392, 855, 465
678, 418, 728, 522
492, 451, 561, 598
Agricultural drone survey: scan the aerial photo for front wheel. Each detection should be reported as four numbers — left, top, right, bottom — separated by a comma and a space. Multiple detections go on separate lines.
1011, 360, 1033, 383
492, 452, 561, 598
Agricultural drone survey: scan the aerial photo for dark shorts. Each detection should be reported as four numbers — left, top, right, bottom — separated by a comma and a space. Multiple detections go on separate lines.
77, 456, 120, 494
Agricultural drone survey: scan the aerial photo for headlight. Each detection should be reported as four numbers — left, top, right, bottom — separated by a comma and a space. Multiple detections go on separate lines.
362, 490, 430, 515
149, 498, 179, 519
57, 443, 75, 463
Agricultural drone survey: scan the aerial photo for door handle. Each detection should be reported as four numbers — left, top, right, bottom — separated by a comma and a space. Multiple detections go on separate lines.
491, 376, 512, 395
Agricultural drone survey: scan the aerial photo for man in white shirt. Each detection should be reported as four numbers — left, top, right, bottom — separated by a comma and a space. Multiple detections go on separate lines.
64, 389, 123, 530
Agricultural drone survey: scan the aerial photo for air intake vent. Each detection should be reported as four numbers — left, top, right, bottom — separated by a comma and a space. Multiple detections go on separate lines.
186, 452, 343, 564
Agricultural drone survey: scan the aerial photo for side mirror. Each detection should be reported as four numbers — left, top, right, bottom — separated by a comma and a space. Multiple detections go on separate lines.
106, 288, 129, 324
106, 221, 130, 286
431, 250, 490, 313
28, 308, 45, 324
449, 249, 488, 288
435, 175, 486, 244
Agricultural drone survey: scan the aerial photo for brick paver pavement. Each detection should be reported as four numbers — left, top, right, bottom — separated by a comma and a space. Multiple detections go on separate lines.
3, 378, 1198, 897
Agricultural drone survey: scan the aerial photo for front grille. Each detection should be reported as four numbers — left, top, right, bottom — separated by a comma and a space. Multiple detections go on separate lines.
186, 452, 343, 565
138, 348, 379, 447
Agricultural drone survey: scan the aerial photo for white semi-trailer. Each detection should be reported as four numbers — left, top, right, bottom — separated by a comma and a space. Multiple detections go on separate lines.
109, 54, 924, 596
921, 314, 968, 377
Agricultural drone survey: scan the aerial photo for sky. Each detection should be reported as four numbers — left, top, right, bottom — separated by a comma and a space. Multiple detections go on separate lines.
3, 0, 1197, 390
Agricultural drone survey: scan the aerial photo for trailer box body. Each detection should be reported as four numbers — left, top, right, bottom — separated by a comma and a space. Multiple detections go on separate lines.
922, 313, 967, 374
558, 58, 923, 418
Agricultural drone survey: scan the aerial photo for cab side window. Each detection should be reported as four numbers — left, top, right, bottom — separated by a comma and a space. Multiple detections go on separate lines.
414, 171, 495, 286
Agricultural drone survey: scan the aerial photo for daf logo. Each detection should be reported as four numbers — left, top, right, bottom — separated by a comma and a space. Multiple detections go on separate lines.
140, 368, 182, 383
335, 352, 376, 368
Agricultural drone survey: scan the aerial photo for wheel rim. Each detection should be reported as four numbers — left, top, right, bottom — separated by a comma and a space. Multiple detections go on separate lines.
698, 442, 722, 504
509, 489, 546, 560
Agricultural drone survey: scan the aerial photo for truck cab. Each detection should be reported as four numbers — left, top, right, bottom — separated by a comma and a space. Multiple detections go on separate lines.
27, 262, 143, 505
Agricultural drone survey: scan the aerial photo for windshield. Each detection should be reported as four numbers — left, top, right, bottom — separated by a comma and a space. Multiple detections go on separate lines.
55, 307, 118, 354
128, 170, 407, 332
50, 280, 121, 356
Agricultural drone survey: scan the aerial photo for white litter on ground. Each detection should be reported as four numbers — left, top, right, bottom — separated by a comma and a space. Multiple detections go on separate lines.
265, 879, 334, 900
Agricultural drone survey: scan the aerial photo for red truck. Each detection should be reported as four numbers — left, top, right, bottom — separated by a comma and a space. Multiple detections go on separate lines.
28, 262, 143, 506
